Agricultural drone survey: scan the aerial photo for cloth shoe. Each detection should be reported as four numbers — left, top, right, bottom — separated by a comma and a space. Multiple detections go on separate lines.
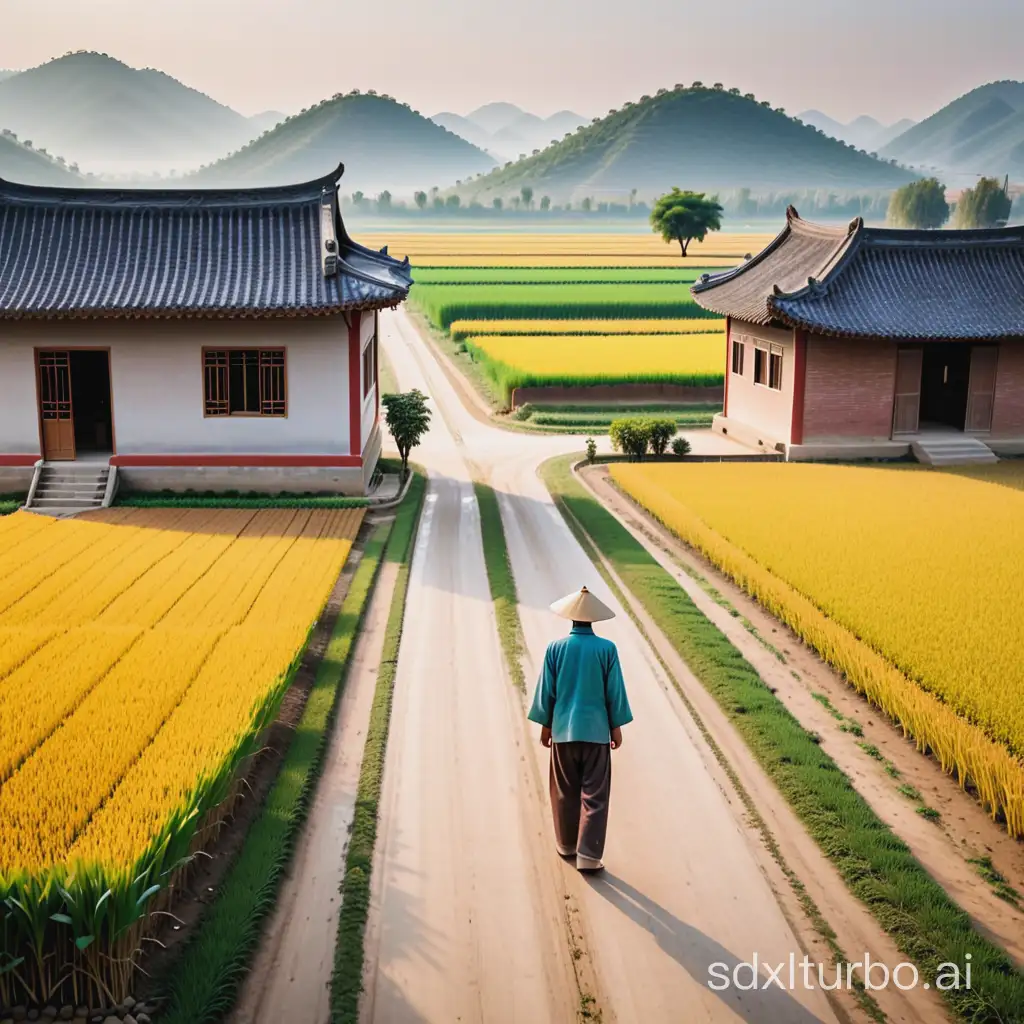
576, 854, 604, 872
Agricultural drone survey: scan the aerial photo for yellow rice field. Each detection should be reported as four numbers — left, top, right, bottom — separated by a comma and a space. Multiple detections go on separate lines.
469, 332, 725, 377
359, 232, 771, 267
610, 462, 1024, 836
449, 317, 725, 338
0, 507, 362, 875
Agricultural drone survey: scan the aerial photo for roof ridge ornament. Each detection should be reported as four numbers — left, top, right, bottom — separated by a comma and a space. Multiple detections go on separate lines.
786, 205, 801, 222
848, 215, 864, 234
320, 186, 338, 277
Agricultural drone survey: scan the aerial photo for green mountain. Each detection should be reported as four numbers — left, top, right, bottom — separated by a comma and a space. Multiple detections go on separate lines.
0, 131, 83, 185
192, 92, 496, 192
456, 86, 914, 203
0, 70, 18, 83
881, 81, 1024, 178
0, 51, 254, 167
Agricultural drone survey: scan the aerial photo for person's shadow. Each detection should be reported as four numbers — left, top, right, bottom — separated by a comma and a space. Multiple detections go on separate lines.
588, 872, 831, 1023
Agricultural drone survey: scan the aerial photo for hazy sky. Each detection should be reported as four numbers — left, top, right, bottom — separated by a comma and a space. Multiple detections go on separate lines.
3, 0, 1022, 122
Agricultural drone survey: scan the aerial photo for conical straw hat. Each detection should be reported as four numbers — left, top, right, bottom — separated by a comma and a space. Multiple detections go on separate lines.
549, 586, 615, 623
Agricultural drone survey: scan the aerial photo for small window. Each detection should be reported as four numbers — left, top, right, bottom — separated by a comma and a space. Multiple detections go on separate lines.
769, 347, 783, 390
362, 335, 376, 399
731, 339, 745, 375
753, 346, 768, 385
204, 349, 286, 416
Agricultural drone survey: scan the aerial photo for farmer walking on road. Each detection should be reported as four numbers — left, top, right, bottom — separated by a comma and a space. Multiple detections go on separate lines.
529, 586, 633, 872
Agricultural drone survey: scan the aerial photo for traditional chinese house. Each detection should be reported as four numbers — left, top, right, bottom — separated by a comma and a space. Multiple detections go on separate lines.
692, 208, 1024, 464
0, 164, 411, 505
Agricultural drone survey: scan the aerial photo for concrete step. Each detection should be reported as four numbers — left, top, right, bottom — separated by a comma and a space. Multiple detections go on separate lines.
35, 488, 107, 500
31, 496, 105, 509
911, 436, 998, 466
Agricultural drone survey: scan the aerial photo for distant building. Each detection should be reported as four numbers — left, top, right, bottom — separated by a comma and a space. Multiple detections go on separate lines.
0, 164, 411, 497
692, 208, 1024, 462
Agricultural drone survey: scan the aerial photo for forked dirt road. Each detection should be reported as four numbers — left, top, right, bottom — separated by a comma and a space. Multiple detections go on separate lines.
362, 308, 841, 1023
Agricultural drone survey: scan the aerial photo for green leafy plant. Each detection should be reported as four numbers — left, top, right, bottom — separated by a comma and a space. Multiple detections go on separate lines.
609, 418, 651, 461
671, 437, 692, 457
887, 177, 949, 229
585, 438, 598, 464
647, 418, 676, 456
382, 390, 432, 475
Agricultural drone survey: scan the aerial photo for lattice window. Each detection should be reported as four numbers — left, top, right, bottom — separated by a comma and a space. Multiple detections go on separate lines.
204, 349, 286, 417
362, 334, 376, 399
39, 351, 72, 421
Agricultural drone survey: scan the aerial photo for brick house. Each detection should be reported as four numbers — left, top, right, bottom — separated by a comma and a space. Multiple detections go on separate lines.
691, 208, 1024, 462
0, 164, 411, 500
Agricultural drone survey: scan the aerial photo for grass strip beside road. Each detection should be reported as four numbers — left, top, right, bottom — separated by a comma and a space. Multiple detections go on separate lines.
330, 472, 427, 1024
0, 495, 22, 515
158, 519, 394, 1024
541, 455, 1024, 1024
474, 482, 527, 693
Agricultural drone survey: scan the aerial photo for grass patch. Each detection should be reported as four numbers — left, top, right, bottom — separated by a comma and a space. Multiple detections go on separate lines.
116, 491, 369, 509
968, 856, 1021, 908
330, 473, 427, 1023
412, 282, 715, 330
516, 403, 719, 432
0, 494, 23, 515
474, 482, 526, 693
541, 455, 1024, 1024
379, 344, 399, 397
158, 518, 395, 1023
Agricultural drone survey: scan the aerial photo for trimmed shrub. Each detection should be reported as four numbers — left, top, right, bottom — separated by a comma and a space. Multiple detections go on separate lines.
648, 418, 676, 456
672, 437, 692, 457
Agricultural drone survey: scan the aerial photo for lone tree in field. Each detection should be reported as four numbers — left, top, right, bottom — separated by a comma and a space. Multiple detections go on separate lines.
887, 178, 948, 228
954, 176, 1012, 229
651, 188, 723, 257
383, 390, 432, 476
521, 185, 534, 209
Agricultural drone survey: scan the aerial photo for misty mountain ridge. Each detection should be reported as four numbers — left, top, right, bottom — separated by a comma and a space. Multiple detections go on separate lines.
799, 109, 915, 152
431, 102, 588, 163
880, 81, 1024, 179
0, 51, 256, 172
192, 91, 496, 192
0, 130, 82, 185
457, 86, 913, 203
248, 110, 287, 134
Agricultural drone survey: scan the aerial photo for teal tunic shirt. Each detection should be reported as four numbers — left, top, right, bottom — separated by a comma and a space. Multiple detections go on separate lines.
528, 624, 633, 744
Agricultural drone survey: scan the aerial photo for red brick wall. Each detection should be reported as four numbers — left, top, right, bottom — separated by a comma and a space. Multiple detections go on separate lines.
992, 342, 1024, 436
724, 321, 795, 444
802, 335, 897, 441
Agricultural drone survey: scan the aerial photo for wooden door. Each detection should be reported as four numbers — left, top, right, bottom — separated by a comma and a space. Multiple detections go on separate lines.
892, 347, 923, 435
965, 345, 998, 432
38, 351, 76, 461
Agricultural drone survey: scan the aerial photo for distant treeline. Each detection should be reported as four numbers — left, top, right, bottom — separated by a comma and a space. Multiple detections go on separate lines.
341, 186, 895, 222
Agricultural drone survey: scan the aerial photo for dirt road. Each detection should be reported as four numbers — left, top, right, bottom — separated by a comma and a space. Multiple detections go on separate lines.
368, 309, 839, 1023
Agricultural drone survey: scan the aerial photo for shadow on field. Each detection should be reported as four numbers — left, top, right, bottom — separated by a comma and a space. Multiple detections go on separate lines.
589, 872, 830, 1024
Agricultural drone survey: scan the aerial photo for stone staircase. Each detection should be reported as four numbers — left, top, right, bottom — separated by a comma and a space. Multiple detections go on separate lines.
910, 435, 998, 467
25, 462, 115, 515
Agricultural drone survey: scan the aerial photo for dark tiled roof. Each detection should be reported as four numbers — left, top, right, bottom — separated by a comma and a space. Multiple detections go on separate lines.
0, 163, 412, 320
692, 207, 1024, 340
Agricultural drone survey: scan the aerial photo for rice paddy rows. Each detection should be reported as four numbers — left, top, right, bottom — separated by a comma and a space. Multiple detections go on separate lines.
0, 508, 363, 1005
466, 333, 724, 404
610, 462, 1024, 837
414, 282, 716, 329
449, 317, 724, 341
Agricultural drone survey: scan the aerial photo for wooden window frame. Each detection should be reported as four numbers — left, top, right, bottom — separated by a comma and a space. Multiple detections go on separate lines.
361, 333, 376, 402
753, 342, 784, 391
203, 347, 288, 418
730, 339, 745, 376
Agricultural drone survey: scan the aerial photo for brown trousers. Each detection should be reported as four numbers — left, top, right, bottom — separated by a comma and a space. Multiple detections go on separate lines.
549, 742, 612, 861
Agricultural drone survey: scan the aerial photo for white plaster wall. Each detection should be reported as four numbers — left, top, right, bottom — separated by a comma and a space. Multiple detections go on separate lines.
0, 342, 44, 454
1, 317, 351, 456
